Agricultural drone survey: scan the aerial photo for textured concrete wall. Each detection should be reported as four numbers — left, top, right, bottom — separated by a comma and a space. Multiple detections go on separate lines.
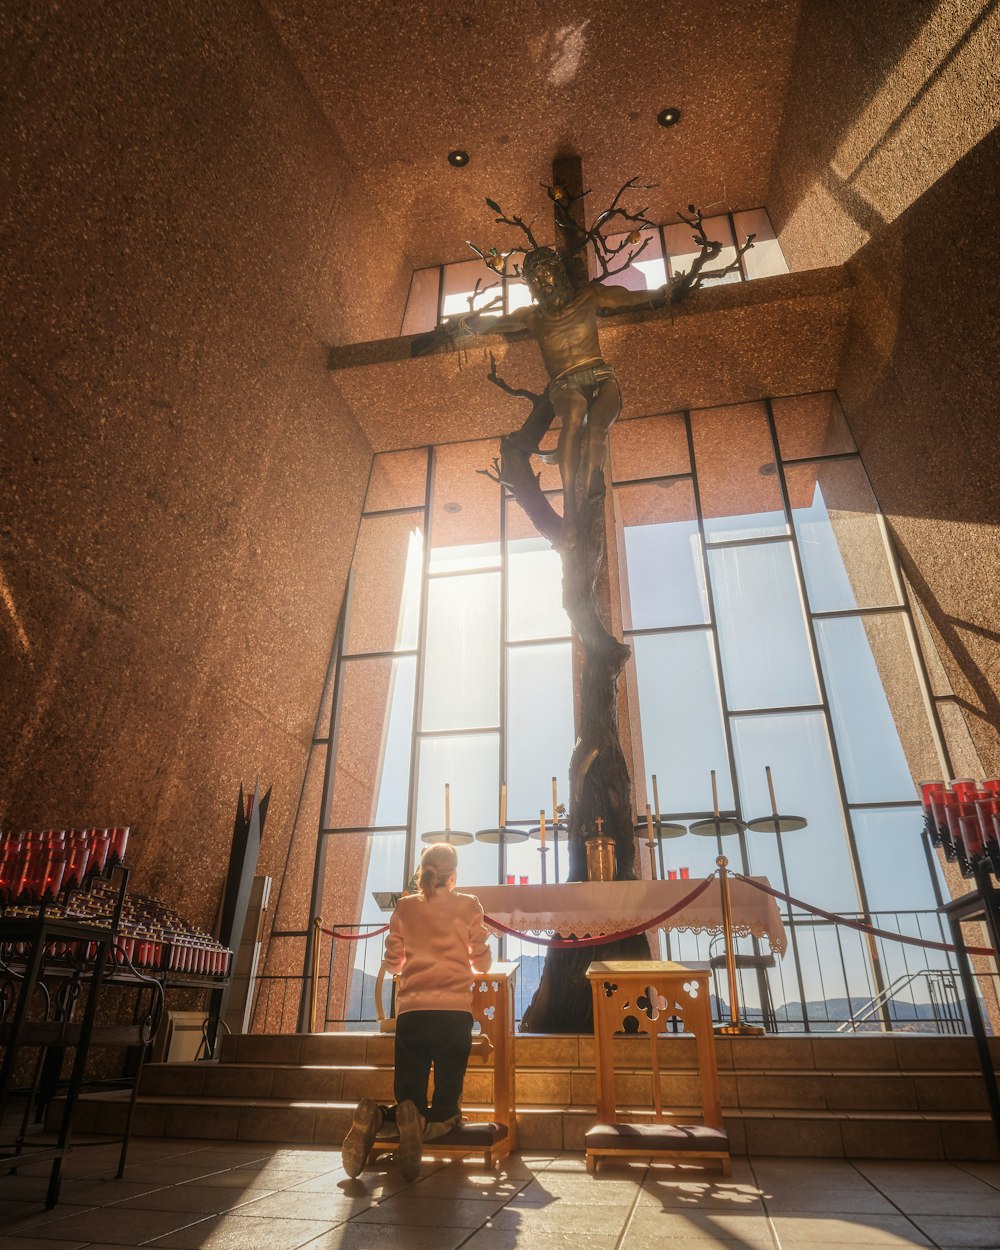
769, 0, 999, 270
1, 1, 372, 930
836, 128, 1000, 774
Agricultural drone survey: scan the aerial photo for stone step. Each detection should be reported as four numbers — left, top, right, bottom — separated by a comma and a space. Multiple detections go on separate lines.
219, 1030, 1000, 1072
55, 1088, 1000, 1160
139, 1059, 994, 1113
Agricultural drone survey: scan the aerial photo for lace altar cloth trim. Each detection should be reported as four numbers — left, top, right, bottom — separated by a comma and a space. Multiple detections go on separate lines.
463, 878, 786, 956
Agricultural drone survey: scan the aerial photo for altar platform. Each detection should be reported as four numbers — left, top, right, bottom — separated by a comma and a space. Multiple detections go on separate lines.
54, 1029, 1000, 1161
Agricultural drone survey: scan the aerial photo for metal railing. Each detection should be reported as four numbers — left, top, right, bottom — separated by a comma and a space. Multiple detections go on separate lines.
253, 906, 997, 1036
835, 969, 964, 1034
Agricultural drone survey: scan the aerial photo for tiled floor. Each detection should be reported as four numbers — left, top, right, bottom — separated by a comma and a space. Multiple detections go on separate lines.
0, 1139, 998, 1250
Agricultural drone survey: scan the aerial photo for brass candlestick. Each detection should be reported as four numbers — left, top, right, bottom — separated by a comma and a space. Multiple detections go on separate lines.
714, 855, 764, 1037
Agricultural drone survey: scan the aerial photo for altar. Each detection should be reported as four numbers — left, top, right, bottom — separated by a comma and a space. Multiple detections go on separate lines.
462, 877, 786, 955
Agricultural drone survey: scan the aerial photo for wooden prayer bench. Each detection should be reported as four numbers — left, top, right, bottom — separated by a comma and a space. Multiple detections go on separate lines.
585, 960, 730, 1176
370, 960, 518, 1170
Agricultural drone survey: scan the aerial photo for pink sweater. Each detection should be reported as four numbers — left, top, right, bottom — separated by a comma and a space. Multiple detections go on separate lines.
383, 888, 492, 1015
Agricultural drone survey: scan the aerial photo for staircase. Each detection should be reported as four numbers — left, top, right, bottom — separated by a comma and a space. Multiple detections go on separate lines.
59, 1031, 1000, 1160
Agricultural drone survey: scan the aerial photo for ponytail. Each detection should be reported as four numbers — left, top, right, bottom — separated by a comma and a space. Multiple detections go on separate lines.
417, 842, 458, 900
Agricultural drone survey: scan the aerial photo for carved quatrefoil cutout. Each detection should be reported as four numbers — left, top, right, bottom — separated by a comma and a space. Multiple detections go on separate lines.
602, 981, 619, 997
683, 980, 700, 998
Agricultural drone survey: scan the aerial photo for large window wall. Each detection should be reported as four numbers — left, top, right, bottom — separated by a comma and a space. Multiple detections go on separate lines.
612, 395, 952, 1029
309, 393, 958, 1032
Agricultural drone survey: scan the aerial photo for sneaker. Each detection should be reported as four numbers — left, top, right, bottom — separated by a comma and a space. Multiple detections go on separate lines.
342, 1098, 381, 1178
395, 1099, 423, 1182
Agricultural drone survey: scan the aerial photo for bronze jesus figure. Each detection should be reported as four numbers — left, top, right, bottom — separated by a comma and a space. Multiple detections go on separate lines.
449, 246, 674, 546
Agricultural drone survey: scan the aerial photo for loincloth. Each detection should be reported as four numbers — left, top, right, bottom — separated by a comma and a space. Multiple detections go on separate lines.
547, 359, 617, 401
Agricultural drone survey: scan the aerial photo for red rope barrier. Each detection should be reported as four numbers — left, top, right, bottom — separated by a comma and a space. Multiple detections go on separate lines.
317, 877, 716, 948
734, 873, 994, 959
320, 922, 390, 940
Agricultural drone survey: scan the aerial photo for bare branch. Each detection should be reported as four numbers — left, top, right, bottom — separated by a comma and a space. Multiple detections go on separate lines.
467, 277, 502, 315
485, 196, 541, 250
668, 209, 757, 300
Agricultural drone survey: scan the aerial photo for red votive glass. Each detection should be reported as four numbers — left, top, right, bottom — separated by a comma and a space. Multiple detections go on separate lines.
975, 797, 1000, 850
951, 779, 980, 802
86, 830, 111, 877
956, 800, 985, 865
918, 781, 946, 811
981, 779, 1000, 797
668, 869, 678, 880
40, 852, 66, 901
63, 841, 90, 892
930, 790, 957, 846
505, 874, 515, 885
519, 875, 528, 886
680, 867, 690, 879
109, 826, 129, 865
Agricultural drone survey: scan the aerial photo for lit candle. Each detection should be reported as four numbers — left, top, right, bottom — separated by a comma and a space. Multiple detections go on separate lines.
500, 782, 507, 828
645, 803, 655, 847
539, 809, 547, 849
765, 765, 778, 817
711, 769, 720, 819
445, 782, 451, 830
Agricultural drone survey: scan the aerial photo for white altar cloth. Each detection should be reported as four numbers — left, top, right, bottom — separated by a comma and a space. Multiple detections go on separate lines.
463, 877, 786, 956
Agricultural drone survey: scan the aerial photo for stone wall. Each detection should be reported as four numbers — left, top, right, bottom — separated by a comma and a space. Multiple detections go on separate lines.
0, 1, 372, 932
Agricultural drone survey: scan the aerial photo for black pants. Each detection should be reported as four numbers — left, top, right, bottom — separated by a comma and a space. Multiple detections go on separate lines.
392, 1009, 473, 1124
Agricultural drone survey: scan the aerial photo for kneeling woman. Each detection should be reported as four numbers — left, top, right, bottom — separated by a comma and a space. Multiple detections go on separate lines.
342, 842, 492, 1181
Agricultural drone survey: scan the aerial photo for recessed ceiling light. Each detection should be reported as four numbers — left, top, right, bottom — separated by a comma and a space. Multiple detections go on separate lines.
657, 107, 681, 127
447, 150, 470, 167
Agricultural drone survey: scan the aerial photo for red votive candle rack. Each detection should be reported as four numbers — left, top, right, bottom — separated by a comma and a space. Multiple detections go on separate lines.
922, 780, 999, 879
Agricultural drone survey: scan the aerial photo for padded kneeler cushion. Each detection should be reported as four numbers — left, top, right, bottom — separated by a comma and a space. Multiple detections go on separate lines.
585, 1123, 729, 1152
428, 1122, 508, 1147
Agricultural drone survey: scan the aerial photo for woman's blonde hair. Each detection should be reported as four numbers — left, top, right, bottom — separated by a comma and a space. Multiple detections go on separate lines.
418, 842, 458, 900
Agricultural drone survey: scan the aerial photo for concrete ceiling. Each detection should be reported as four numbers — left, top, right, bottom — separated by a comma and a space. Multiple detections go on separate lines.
261, 0, 803, 340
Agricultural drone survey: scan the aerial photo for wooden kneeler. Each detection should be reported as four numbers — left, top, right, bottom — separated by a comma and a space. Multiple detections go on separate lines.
370, 961, 518, 1170
584, 960, 730, 1176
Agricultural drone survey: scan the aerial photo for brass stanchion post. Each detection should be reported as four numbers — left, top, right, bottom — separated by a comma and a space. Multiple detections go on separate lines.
714, 856, 764, 1037
309, 916, 323, 1035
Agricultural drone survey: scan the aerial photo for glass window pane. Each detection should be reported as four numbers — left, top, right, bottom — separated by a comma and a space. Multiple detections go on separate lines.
787, 459, 901, 612
506, 536, 570, 641
691, 403, 787, 541
733, 209, 789, 281
327, 656, 415, 829
664, 215, 740, 285
345, 514, 423, 655
772, 392, 856, 460
321, 830, 409, 1028
610, 413, 690, 482
815, 615, 940, 801
365, 448, 428, 513
506, 278, 532, 312
400, 267, 440, 337
430, 441, 500, 572
440, 257, 504, 319
589, 228, 666, 290
709, 542, 819, 710
732, 711, 862, 914
416, 734, 500, 884
616, 480, 709, 629
506, 643, 575, 823
852, 807, 941, 912
422, 572, 500, 731
632, 631, 734, 814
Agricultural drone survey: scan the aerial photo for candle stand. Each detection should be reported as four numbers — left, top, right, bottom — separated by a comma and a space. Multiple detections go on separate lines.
919, 780, 1000, 1151
939, 866, 1000, 1153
